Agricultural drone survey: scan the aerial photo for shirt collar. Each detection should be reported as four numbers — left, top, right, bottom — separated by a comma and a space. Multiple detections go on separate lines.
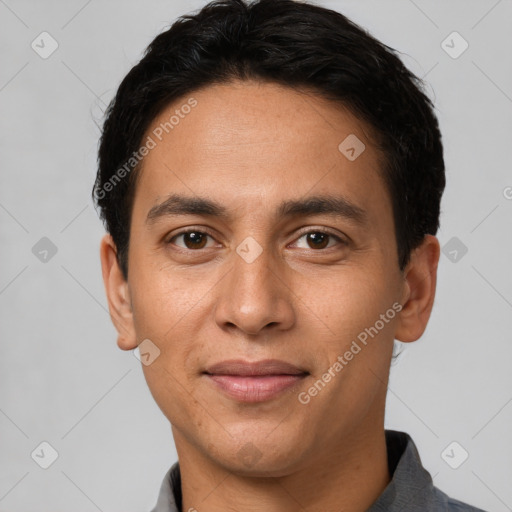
150, 429, 477, 512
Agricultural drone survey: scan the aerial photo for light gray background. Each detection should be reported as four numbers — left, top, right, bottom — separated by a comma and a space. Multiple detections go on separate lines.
1, 0, 511, 510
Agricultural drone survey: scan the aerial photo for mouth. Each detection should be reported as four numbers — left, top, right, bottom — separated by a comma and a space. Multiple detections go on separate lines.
203, 359, 309, 403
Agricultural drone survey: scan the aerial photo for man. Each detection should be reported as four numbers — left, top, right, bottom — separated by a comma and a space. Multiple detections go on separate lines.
92, 0, 486, 510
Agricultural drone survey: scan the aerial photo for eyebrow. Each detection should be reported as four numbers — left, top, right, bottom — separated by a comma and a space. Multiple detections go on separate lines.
145, 193, 368, 226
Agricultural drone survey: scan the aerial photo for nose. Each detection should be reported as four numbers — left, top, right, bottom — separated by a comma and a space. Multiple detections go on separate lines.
214, 243, 296, 336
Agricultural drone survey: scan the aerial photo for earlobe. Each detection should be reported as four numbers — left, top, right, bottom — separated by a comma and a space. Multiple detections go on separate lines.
394, 235, 440, 343
99, 234, 138, 351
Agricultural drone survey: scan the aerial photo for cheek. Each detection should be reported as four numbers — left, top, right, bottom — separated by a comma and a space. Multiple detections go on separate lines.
297, 266, 398, 409
131, 267, 207, 422
130, 260, 222, 382
301, 266, 396, 345
129, 260, 208, 339
297, 270, 396, 420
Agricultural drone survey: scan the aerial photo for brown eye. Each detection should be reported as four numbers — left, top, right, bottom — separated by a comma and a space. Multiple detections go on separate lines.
305, 232, 329, 249
170, 231, 213, 250
293, 230, 345, 250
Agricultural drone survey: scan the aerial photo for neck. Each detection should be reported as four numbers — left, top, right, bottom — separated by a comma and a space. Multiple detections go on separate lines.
174, 422, 390, 512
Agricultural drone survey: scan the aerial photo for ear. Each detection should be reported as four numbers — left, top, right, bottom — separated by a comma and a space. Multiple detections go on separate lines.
395, 235, 441, 343
99, 234, 138, 351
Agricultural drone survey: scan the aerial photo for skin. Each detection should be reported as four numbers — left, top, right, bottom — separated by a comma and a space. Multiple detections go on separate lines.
100, 79, 440, 512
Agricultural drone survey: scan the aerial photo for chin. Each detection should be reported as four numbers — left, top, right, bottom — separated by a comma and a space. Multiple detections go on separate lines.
219, 455, 305, 478
207, 432, 310, 478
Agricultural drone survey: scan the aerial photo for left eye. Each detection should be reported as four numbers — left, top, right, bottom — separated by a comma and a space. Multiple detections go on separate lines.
170, 231, 217, 250
293, 231, 344, 250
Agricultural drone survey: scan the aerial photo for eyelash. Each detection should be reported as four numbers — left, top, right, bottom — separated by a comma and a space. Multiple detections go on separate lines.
167, 227, 348, 251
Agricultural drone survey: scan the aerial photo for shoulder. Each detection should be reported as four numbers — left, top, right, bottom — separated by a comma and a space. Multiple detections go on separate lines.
432, 485, 487, 512
374, 430, 488, 512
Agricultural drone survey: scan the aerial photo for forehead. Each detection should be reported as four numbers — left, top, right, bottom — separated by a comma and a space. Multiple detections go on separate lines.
132, 80, 392, 230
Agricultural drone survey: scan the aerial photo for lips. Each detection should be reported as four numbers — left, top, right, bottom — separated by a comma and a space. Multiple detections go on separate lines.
203, 359, 309, 403
205, 359, 308, 376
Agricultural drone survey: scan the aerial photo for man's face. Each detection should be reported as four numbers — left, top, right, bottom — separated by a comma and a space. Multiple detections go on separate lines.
118, 80, 408, 475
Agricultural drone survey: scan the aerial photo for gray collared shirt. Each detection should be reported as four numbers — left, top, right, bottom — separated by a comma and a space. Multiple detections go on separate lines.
150, 430, 486, 512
